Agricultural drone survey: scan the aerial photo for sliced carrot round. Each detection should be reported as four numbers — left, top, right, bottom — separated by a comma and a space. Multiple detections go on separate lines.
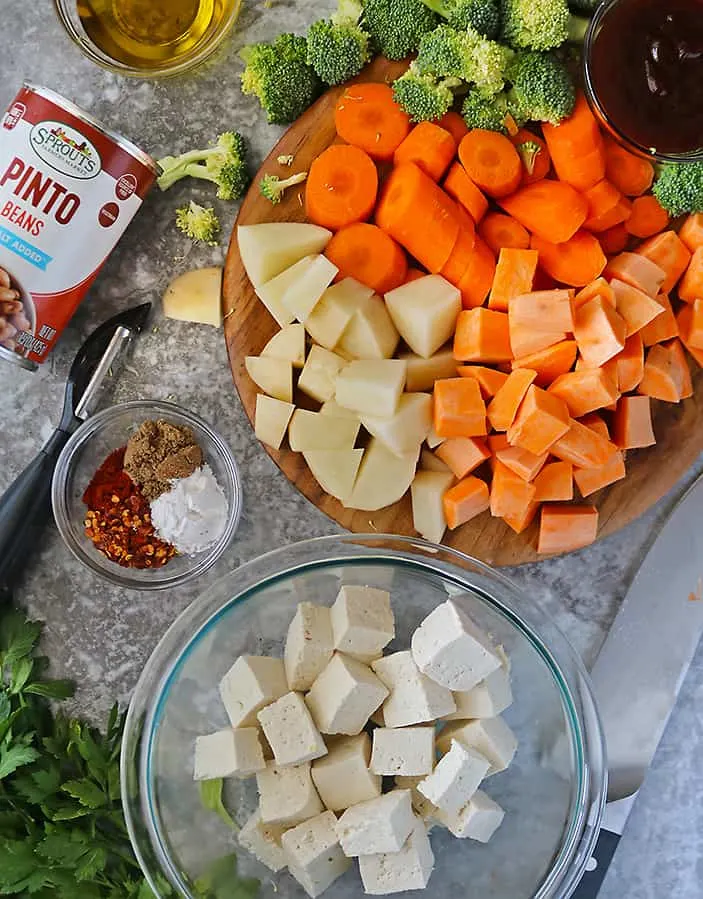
458, 130, 522, 199
325, 223, 407, 295
305, 144, 378, 230
334, 83, 411, 162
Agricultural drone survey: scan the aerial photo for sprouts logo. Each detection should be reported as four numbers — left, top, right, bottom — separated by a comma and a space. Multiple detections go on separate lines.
30, 120, 101, 180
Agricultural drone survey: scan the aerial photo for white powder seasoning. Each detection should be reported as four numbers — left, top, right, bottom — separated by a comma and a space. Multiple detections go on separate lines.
150, 465, 228, 555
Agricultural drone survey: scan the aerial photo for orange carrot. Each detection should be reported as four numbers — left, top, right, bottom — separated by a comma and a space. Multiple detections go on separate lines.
438, 111, 469, 146
440, 216, 477, 286
638, 340, 693, 402
574, 278, 616, 310
586, 198, 632, 234
574, 295, 627, 367
443, 475, 490, 529
458, 130, 523, 199
436, 436, 490, 479
612, 332, 644, 392
573, 451, 626, 498
510, 128, 550, 184
636, 231, 691, 293
537, 504, 598, 554
531, 231, 607, 287
506, 384, 570, 455
603, 138, 655, 196
453, 308, 512, 362
677, 247, 703, 303
677, 305, 703, 366
508, 289, 575, 333
456, 238, 497, 308
334, 83, 411, 161
305, 144, 378, 230
376, 162, 460, 273
489, 460, 537, 519
551, 418, 616, 469
533, 460, 573, 501
404, 267, 426, 283
394, 121, 457, 182
679, 213, 703, 253
479, 212, 530, 256
433, 377, 487, 438
496, 445, 547, 481
498, 180, 588, 244
443, 162, 489, 223
625, 195, 670, 239
583, 179, 622, 229
487, 368, 537, 431
605, 252, 665, 298
640, 293, 679, 346
599, 222, 629, 255
488, 248, 539, 312
325, 223, 407, 295
456, 365, 509, 398
542, 94, 602, 156
548, 368, 619, 417
511, 340, 578, 386
610, 279, 665, 335
612, 395, 655, 448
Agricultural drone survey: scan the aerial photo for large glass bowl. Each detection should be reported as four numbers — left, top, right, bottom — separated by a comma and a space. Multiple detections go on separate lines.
122, 535, 606, 899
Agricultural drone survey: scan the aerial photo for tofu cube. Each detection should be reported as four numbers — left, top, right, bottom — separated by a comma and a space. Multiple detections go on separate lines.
281, 811, 351, 898
284, 602, 335, 691
372, 651, 455, 728
335, 789, 415, 857
434, 790, 505, 841
256, 762, 324, 825
411, 599, 502, 691
330, 585, 395, 661
436, 717, 518, 775
306, 653, 389, 736
394, 776, 439, 824
444, 666, 513, 720
238, 810, 288, 872
370, 727, 435, 777
312, 733, 382, 811
219, 655, 288, 728
257, 691, 327, 767
358, 817, 435, 895
417, 739, 490, 815
193, 729, 240, 781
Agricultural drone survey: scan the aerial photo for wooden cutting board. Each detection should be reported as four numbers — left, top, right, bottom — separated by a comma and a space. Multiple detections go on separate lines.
223, 56, 703, 566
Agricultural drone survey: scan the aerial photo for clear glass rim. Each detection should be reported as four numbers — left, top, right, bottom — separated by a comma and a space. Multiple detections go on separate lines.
51, 399, 243, 590
52, 0, 242, 79
122, 534, 606, 899
582, 0, 703, 164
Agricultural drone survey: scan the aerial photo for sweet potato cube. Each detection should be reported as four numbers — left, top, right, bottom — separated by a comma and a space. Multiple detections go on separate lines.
455, 365, 509, 398
612, 332, 645, 392
548, 368, 619, 418
612, 395, 655, 448
611, 279, 665, 336
506, 384, 570, 455
679, 213, 703, 253
551, 418, 616, 469
489, 460, 537, 519
509, 324, 568, 359
580, 413, 610, 439
508, 289, 575, 332
511, 340, 578, 387
678, 247, 703, 303
433, 377, 487, 438
574, 451, 626, 497
488, 248, 539, 312
574, 278, 616, 310
495, 446, 547, 481
435, 436, 490, 479
487, 433, 509, 463
605, 252, 665, 298
533, 460, 573, 501
640, 293, 679, 346
636, 231, 691, 293
574, 295, 627, 367
503, 500, 540, 534
453, 308, 513, 363
677, 305, 703, 366
537, 504, 598, 554
443, 475, 490, 529
638, 340, 692, 403
487, 368, 537, 431
683, 298, 703, 350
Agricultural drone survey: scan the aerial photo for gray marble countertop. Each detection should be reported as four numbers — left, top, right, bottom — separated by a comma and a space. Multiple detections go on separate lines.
1, 2, 701, 896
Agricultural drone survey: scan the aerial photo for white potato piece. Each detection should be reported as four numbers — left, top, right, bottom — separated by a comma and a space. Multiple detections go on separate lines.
257, 260, 309, 328
303, 448, 364, 502
306, 278, 372, 349
320, 400, 359, 420
401, 348, 458, 392
238, 222, 331, 288
335, 359, 407, 419
162, 267, 223, 326
344, 439, 419, 512
385, 275, 462, 358
289, 409, 360, 452
255, 395, 295, 450
262, 323, 306, 367
337, 294, 399, 360
420, 448, 451, 473
298, 346, 347, 403
426, 424, 445, 449
245, 356, 293, 403
361, 393, 433, 456
411, 470, 454, 544
281, 255, 338, 322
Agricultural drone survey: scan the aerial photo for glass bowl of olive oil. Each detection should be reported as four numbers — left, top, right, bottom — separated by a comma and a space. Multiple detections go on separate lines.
53, 0, 242, 78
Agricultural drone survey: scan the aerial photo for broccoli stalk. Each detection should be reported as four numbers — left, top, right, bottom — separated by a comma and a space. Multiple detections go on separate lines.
175, 201, 220, 246
307, 0, 371, 85
499, 0, 590, 51
416, 24, 514, 95
259, 171, 308, 205
653, 163, 703, 217
507, 50, 575, 125
241, 33, 322, 124
419, 0, 501, 39
362, 0, 441, 60
157, 132, 250, 200
392, 64, 462, 122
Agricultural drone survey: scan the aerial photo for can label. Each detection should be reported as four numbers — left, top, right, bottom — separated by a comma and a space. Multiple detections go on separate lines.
0, 85, 156, 369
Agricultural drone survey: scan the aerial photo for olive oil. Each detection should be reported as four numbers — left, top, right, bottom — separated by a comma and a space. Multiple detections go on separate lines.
77, 0, 235, 68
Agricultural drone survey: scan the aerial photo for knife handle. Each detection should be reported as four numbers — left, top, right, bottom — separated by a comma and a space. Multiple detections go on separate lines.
0, 428, 71, 596
571, 828, 621, 899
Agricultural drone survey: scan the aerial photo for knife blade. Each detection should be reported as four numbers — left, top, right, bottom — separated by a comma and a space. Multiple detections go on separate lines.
572, 469, 703, 898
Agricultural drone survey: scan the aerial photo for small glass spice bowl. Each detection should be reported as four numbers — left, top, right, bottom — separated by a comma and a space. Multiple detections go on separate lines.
52, 400, 243, 590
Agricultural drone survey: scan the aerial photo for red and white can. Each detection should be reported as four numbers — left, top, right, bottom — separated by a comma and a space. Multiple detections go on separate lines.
0, 84, 157, 371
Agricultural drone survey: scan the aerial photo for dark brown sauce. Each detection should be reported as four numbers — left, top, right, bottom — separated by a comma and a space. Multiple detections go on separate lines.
589, 0, 703, 155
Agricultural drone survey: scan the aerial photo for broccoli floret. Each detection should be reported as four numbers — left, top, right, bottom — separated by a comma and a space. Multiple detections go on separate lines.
421, 0, 501, 38
500, 0, 589, 50
277, 154, 294, 166
157, 131, 250, 200
241, 33, 322, 124
307, 0, 371, 85
653, 163, 703, 217
175, 201, 220, 246
507, 51, 575, 125
259, 171, 308, 204
461, 87, 512, 133
362, 0, 440, 60
392, 64, 461, 122
416, 24, 513, 95
515, 138, 542, 174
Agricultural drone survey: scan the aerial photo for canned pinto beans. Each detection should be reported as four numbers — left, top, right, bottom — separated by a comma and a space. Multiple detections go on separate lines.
0, 84, 157, 371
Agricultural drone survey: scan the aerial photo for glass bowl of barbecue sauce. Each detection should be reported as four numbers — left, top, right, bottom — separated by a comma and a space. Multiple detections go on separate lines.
584, 0, 703, 161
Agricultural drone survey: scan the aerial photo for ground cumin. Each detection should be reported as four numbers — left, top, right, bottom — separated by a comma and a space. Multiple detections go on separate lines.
124, 419, 202, 500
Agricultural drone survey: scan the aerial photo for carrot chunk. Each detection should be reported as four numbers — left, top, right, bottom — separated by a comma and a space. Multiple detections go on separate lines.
511, 340, 577, 387
394, 121, 457, 182
454, 308, 512, 362
533, 460, 574, 501
583, 179, 623, 232
489, 460, 537, 518
438, 111, 469, 146
551, 418, 616, 469
325, 223, 407, 294
443, 162, 489, 223
640, 293, 679, 346
603, 138, 654, 196
537, 503, 599, 554
455, 365, 509, 398
488, 248, 539, 312
599, 222, 630, 256
506, 384, 570, 455
612, 395, 655, 448
479, 212, 530, 256
625, 195, 669, 239
456, 237, 496, 308
498, 180, 588, 244
443, 476, 490, 529
306, 144, 378, 230
611, 279, 665, 335
574, 451, 626, 497
574, 295, 627, 367
435, 436, 491, 479
433, 377, 487, 438
679, 214, 703, 253
334, 83, 411, 161
548, 368, 619, 417
678, 247, 703, 304
458, 130, 523, 199
440, 218, 478, 286
531, 231, 607, 287
487, 368, 537, 431
636, 231, 691, 293
605, 251, 665, 298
